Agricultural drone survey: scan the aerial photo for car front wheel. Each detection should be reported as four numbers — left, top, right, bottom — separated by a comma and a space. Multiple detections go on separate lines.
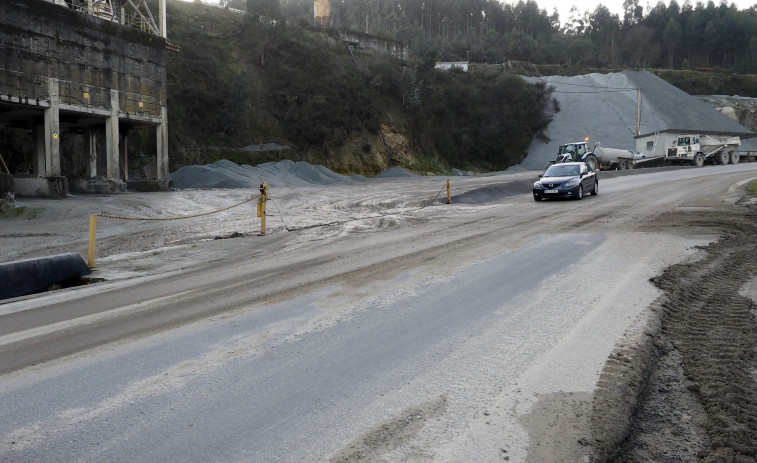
575, 185, 583, 200
591, 180, 598, 196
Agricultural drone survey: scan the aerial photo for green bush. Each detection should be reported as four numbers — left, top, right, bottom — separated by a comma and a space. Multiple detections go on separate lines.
164, 1, 555, 174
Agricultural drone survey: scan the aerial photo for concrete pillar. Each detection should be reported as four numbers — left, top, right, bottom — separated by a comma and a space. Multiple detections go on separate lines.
159, 0, 167, 39
156, 106, 169, 179
105, 89, 120, 180
44, 78, 61, 177
86, 131, 97, 179
32, 124, 45, 176
122, 133, 128, 182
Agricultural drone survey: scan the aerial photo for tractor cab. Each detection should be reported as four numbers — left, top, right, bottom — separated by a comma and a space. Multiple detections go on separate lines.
557, 142, 589, 162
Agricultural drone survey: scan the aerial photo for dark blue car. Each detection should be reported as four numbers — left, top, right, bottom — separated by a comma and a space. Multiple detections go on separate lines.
533, 162, 598, 201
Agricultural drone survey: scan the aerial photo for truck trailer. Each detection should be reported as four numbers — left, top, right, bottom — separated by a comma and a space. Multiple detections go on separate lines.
666, 134, 741, 167
554, 141, 660, 171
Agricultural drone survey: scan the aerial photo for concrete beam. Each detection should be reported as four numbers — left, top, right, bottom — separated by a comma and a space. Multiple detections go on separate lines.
160, 0, 167, 39
44, 78, 61, 177
157, 106, 169, 179
33, 124, 45, 176
105, 89, 120, 181
0, 95, 49, 107
122, 133, 128, 182
86, 131, 97, 179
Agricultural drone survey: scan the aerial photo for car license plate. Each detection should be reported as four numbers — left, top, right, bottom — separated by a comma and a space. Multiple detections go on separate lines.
545, 189, 558, 194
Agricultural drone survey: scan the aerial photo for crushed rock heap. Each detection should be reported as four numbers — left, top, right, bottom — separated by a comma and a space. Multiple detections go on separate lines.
171, 159, 417, 189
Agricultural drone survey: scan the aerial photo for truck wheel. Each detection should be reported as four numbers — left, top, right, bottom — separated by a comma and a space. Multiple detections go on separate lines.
715, 151, 729, 165
619, 161, 627, 170
626, 160, 634, 170
584, 154, 598, 171
730, 152, 741, 164
693, 153, 704, 167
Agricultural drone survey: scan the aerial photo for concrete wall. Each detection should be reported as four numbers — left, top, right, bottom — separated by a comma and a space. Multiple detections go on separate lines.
340, 30, 409, 61
0, 0, 166, 119
14, 176, 68, 199
636, 133, 678, 157
0, 173, 13, 196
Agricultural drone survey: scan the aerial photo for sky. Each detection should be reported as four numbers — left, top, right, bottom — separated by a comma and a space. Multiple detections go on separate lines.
534, 0, 756, 26
184, 0, 757, 27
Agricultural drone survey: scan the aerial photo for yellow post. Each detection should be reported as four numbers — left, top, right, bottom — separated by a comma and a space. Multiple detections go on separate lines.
446, 179, 451, 204
258, 182, 269, 235
88, 214, 97, 268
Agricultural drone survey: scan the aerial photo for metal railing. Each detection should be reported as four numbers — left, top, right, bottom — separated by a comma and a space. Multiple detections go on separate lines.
41, 0, 160, 37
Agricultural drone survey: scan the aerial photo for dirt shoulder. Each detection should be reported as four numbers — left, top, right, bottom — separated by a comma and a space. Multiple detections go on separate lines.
590, 203, 757, 462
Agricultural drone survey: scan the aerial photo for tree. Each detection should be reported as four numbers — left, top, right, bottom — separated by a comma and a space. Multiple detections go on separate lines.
622, 0, 643, 25
621, 25, 659, 67
663, 17, 682, 68
247, 0, 282, 21
564, 6, 588, 35
589, 5, 620, 66
567, 38, 596, 66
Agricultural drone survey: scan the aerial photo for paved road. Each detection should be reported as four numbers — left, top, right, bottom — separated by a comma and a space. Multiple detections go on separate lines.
1, 164, 756, 462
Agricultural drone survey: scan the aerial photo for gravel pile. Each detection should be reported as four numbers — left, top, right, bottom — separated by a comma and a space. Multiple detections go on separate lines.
171, 159, 369, 189
523, 70, 755, 170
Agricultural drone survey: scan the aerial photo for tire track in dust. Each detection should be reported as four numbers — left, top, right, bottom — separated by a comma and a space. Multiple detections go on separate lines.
604, 206, 757, 462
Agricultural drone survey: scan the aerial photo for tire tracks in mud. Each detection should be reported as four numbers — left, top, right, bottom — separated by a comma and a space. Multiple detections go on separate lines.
592, 205, 757, 462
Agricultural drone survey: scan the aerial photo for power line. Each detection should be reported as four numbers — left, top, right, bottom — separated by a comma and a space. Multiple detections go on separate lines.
535, 78, 638, 91
550, 89, 638, 94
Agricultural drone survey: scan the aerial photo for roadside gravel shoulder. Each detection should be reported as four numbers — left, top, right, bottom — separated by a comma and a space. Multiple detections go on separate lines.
590, 204, 757, 462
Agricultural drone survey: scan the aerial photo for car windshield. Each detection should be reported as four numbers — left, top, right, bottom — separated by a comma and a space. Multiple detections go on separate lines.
544, 165, 579, 177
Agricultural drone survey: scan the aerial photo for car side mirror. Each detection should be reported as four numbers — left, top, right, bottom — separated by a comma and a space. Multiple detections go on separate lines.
538, 174, 543, 178
580, 172, 587, 177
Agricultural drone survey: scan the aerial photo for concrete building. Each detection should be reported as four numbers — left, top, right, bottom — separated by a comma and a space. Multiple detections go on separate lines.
629, 71, 756, 158
0, 0, 171, 197
434, 62, 469, 72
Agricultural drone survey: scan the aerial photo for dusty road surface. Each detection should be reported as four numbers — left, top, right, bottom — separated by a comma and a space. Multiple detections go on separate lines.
1, 164, 757, 462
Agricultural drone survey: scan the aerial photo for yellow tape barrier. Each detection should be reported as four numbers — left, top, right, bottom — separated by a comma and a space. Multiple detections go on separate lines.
88, 180, 449, 267
88, 193, 263, 268
95, 193, 262, 221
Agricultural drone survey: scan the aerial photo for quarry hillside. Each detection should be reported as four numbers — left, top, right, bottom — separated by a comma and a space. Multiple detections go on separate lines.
163, 1, 757, 177
164, 0, 551, 176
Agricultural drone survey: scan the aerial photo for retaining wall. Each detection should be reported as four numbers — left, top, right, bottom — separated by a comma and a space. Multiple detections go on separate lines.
0, 0, 166, 118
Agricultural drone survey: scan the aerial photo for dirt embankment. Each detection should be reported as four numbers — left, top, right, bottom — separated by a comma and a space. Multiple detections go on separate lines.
592, 204, 757, 462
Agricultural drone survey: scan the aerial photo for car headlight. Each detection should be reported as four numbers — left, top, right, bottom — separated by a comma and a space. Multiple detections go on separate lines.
533, 181, 542, 188
563, 179, 579, 187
